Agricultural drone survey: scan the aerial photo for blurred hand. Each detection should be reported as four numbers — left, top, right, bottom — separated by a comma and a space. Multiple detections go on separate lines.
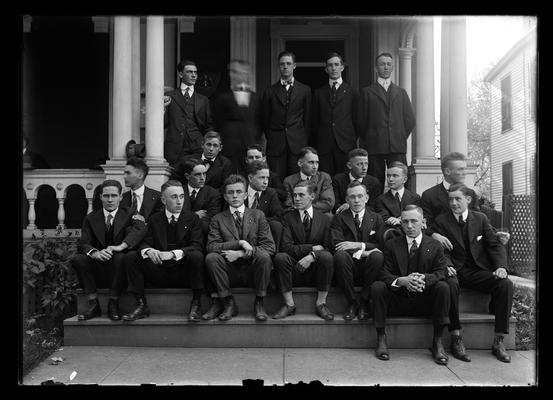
432, 233, 453, 251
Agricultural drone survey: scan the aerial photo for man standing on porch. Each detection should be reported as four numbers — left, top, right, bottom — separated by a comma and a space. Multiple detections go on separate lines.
262, 51, 312, 178
360, 52, 416, 188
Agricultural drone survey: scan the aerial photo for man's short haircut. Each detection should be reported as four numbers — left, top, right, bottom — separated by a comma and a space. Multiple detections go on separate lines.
203, 130, 222, 144
177, 59, 197, 73
347, 148, 369, 160
294, 180, 315, 195
441, 152, 467, 172
183, 158, 204, 175
402, 204, 424, 219
448, 182, 473, 197
246, 144, 265, 156
223, 174, 247, 191
161, 179, 183, 194
100, 179, 122, 195
375, 52, 394, 65
126, 157, 149, 179
246, 160, 269, 176
346, 180, 368, 194
388, 161, 408, 176
278, 50, 296, 63
299, 146, 318, 159
325, 52, 344, 65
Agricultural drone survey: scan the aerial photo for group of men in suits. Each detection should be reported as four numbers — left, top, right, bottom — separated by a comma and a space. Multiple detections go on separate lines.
73, 45, 514, 366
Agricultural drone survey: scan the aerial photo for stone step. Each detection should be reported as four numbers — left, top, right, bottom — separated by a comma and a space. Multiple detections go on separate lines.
63, 313, 516, 349
77, 287, 491, 315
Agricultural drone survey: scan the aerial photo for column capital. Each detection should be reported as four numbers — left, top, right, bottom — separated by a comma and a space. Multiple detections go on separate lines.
178, 17, 196, 33
92, 16, 109, 33
398, 47, 416, 59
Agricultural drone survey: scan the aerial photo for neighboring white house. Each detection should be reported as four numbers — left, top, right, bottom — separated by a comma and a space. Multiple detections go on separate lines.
485, 26, 537, 210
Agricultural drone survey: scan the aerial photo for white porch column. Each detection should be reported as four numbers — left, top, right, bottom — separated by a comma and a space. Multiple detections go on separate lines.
410, 17, 442, 194
103, 16, 133, 185
144, 16, 170, 190
131, 17, 141, 143
399, 47, 415, 165
230, 16, 256, 91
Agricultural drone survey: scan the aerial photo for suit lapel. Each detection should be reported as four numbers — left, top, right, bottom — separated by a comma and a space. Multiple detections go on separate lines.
289, 82, 299, 106
141, 187, 152, 217
448, 212, 465, 250
157, 214, 168, 249
172, 90, 188, 115
343, 211, 359, 239
360, 209, 375, 241
222, 209, 240, 239
242, 208, 254, 238
367, 83, 388, 107
334, 82, 349, 105
272, 83, 285, 106
175, 213, 188, 244
397, 238, 409, 276
91, 211, 106, 247
112, 209, 126, 240
308, 210, 321, 242
466, 211, 477, 249
388, 83, 400, 105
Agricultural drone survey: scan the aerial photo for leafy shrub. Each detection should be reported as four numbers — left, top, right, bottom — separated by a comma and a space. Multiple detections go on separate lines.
513, 285, 536, 350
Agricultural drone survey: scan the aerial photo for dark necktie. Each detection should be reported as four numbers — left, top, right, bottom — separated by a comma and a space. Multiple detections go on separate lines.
458, 214, 465, 227
203, 158, 212, 170
131, 192, 138, 213
354, 213, 361, 228
408, 239, 418, 273
251, 192, 259, 209
394, 192, 402, 213
234, 210, 242, 231
190, 189, 197, 202
106, 214, 113, 230
302, 210, 311, 232
330, 81, 338, 105
184, 87, 191, 99
170, 215, 177, 227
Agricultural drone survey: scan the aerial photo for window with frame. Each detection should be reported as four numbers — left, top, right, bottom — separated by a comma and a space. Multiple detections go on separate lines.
501, 74, 512, 132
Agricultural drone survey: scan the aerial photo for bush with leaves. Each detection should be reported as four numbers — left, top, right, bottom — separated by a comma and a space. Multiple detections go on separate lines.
23, 237, 79, 320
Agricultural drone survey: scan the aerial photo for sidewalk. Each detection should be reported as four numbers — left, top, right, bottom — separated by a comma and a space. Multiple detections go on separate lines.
22, 347, 536, 386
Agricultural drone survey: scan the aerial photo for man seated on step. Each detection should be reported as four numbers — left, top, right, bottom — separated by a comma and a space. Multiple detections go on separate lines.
330, 181, 385, 321
121, 157, 163, 222
433, 183, 514, 363
374, 161, 420, 241
242, 144, 287, 204
370, 205, 451, 365
123, 180, 205, 322
203, 174, 276, 322
273, 180, 335, 320
72, 179, 147, 321
332, 148, 382, 214
283, 146, 335, 214
181, 158, 223, 238
245, 160, 285, 250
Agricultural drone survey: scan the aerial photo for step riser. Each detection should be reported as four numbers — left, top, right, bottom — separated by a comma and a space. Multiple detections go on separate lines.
79, 290, 491, 315
64, 320, 516, 349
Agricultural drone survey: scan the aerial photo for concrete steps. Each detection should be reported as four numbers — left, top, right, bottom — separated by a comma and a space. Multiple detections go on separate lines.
64, 287, 515, 349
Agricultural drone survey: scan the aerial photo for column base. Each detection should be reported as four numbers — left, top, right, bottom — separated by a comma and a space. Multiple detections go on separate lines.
101, 159, 128, 188
144, 159, 172, 191
408, 158, 442, 194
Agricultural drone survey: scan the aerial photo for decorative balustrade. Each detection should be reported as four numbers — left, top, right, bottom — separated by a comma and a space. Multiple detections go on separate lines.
23, 169, 106, 234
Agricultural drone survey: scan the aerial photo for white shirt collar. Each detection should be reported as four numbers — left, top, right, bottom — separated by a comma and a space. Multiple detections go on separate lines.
453, 208, 469, 221
103, 208, 118, 219
299, 171, 313, 181
230, 204, 246, 214
298, 206, 313, 219
377, 77, 392, 90
247, 185, 261, 197
351, 207, 366, 220
390, 187, 405, 199
132, 185, 145, 197
180, 82, 194, 95
329, 77, 343, 88
280, 77, 294, 86
349, 172, 363, 182
187, 184, 199, 195
442, 180, 451, 190
165, 209, 181, 221
201, 153, 216, 162
406, 232, 423, 247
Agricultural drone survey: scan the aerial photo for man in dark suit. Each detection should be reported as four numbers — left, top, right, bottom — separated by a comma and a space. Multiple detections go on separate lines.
71, 180, 147, 321
330, 181, 385, 321
333, 148, 382, 213
421, 152, 509, 249
433, 183, 514, 363
123, 180, 205, 322
164, 59, 213, 166
262, 51, 312, 178
171, 131, 232, 191
179, 158, 223, 237
371, 205, 450, 364
204, 175, 276, 321
242, 144, 287, 204
273, 181, 335, 321
283, 147, 335, 214
212, 59, 262, 174
375, 161, 420, 240
121, 157, 163, 221
312, 52, 360, 177
360, 52, 416, 187
245, 160, 285, 250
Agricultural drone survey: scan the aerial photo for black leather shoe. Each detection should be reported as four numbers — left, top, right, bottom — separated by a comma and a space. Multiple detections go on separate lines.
188, 300, 201, 322
343, 301, 358, 321
431, 338, 449, 365
107, 298, 121, 321
254, 300, 268, 321
315, 303, 334, 320
272, 304, 296, 319
492, 336, 511, 363
201, 298, 223, 320
375, 333, 390, 361
357, 301, 369, 320
122, 297, 150, 321
78, 298, 101, 321
218, 297, 239, 321
450, 335, 471, 362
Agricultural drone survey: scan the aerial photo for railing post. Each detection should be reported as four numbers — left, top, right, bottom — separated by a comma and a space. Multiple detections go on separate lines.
57, 198, 66, 229
27, 198, 37, 230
